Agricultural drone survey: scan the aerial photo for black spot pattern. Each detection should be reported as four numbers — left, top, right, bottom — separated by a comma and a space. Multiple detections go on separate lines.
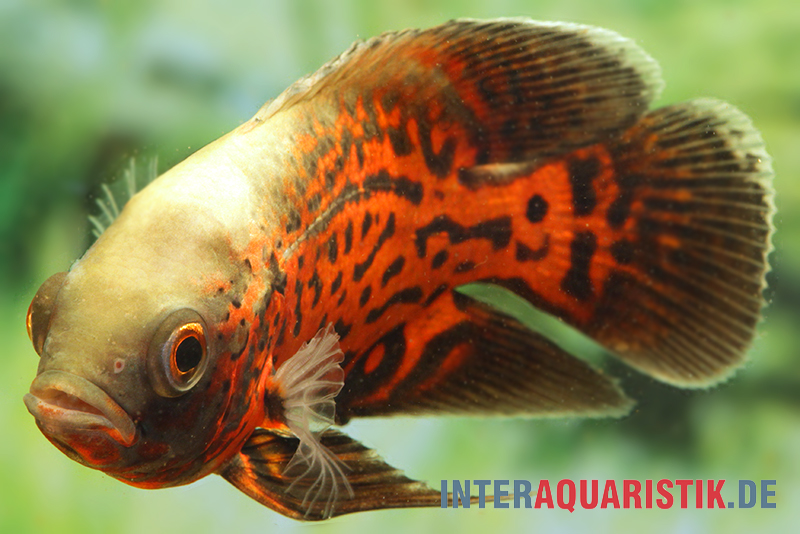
363, 171, 423, 205
607, 186, 635, 228
308, 271, 322, 308
285, 211, 302, 233
327, 233, 338, 263
526, 194, 548, 223
569, 156, 600, 216
293, 279, 304, 336
354, 213, 396, 282
325, 169, 336, 190
359, 285, 372, 307
516, 235, 550, 262
339, 324, 407, 412
334, 318, 352, 339
365, 287, 424, 324
418, 117, 457, 178
561, 231, 597, 301
330, 271, 343, 295
432, 250, 449, 269
344, 220, 353, 254
276, 319, 287, 347
391, 321, 474, 395
307, 193, 321, 213
415, 215, 512, 257
362, 211, 373, 238
454, 261, 476, 273
424, 284, 450, 307
611, 239, 635, 265
381, 256, 405, 287
388, 124, 413, 156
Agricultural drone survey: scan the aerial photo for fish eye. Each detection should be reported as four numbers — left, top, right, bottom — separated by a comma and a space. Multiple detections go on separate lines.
147, 309, 209, 397
27, 272, 68, 356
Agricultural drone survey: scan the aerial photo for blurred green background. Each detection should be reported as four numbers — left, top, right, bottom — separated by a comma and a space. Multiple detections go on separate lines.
2, 0, 798, 532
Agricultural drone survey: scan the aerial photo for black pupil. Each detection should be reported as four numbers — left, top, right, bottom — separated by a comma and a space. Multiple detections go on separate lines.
175, 336, 203, 373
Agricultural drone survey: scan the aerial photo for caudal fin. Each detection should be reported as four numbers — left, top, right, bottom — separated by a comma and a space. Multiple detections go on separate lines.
587, 98, 774, 386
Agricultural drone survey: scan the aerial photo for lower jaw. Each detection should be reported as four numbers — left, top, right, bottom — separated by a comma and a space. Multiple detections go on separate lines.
38, 422, 129, 471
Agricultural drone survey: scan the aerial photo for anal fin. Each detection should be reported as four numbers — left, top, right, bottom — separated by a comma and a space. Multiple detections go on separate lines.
219, 429, 443, 520
339, 291, 632, 419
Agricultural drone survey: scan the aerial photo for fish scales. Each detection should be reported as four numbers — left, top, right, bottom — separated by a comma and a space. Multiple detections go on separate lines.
23, 19, 774, 520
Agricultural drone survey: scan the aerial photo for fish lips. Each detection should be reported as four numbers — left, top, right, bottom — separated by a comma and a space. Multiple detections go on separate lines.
24, 370, 138, 451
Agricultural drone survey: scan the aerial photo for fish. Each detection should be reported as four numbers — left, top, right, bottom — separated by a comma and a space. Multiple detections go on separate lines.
23, 18, 774, 520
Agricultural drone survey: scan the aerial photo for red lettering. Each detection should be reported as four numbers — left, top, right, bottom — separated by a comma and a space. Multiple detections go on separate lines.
657, 479, 673, 509
695, 479, 703, 509
645, 479, 653, 509
600, 480, 620, 509
556, 480, 576, 513
623, 480, 642, 509
580, 480, 598, 509
675, 479, 693, 509
708, 480, 726, 509
534, 480, 554, 509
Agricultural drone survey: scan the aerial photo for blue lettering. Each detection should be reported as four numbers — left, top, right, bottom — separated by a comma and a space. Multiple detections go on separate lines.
739, 480, 756, 509
441, 480, 447, 508
761, 480, 776, 509
453, 480, 470, 508
494, 480, 509, 508
474, 479, 490, 508
515, 480, 532, 508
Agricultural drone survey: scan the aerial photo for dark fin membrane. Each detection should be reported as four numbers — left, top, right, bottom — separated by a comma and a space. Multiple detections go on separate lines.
341, 292, 631, 419
590, 99, 774, 386
219, 429, 445, 520
259, 18, 662, 164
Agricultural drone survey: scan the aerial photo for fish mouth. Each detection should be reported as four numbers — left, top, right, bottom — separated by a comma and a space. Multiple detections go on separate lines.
24, 370, 137, 447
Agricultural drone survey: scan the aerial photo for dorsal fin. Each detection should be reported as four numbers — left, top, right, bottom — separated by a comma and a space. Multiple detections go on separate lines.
257, 18, 663, 164
88, 157, 158, 239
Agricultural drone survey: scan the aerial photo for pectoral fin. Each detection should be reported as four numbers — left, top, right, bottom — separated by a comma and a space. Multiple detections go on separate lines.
219, 428, 442, 520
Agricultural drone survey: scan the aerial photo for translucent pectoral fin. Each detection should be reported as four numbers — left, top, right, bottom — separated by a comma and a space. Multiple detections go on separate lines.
219, 429, 443, 520
271, 324, 352, 515
221, 325, 444, 519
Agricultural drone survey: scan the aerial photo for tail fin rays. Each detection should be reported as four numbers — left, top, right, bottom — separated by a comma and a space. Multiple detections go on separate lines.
588, 99, 774, 386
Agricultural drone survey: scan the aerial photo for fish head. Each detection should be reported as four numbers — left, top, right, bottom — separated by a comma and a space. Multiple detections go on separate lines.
23, 152, 274, 488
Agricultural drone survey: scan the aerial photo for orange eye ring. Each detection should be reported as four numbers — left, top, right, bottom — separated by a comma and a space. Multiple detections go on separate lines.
27, 271, 68, 356
26, 301, 34, 343
147, 309, 210, 398
168, 323, 207, 381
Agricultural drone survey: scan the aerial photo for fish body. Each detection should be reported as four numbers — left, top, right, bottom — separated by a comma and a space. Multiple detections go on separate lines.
24, 19, 774, 519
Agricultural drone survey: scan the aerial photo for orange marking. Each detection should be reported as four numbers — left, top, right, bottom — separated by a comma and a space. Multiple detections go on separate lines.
415, 344, 470, 393
199, 275, 232, 296
658, 235, 682, 249
363, 344, 385, 375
